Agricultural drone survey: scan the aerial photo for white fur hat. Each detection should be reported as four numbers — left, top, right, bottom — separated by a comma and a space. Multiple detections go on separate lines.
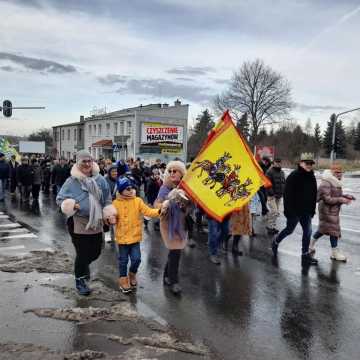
60, 198, 76, 217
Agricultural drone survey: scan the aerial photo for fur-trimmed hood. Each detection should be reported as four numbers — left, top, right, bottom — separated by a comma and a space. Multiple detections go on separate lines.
321, 169, 342, 188
70, 162, 100, 180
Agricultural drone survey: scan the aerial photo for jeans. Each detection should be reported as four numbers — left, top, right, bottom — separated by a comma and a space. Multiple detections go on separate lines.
313, 231, 338, 248
118, 243, 141, 277
164, 249, 181, 285
208, 218, 229, 256
275, 214, 312, 255
0, 179, 6, 200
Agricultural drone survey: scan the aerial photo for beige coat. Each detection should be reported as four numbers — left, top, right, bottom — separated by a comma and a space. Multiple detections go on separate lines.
230, 204, 252, 236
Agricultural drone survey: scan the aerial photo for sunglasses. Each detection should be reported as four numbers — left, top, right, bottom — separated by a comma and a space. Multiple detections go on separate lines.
304, 161, 315, 165
168, 169, 178, 174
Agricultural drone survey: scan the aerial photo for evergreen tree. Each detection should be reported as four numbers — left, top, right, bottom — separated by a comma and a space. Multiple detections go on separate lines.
346, 120, 356, 145
314, 123, 322, 155
304, 118, 312, 135
354, 122, 360, 151
236, 112, 250, 140
187, 109, 215, 160
323, 117, 347, 158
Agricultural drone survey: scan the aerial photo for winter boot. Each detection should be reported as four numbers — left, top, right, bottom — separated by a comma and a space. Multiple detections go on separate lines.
301, 253, 318, 266
170, 283, 182, 295
118, 276, 132, 294
129, 272, 137, 288
232, 235, 243, 256
75, 277, 91, 296
330, 248, 347, 262
309, 237, 318, 255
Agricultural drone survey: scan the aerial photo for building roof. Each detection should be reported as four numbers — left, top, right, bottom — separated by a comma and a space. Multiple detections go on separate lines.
52, 122, 84, 129
92, 139, 113, 148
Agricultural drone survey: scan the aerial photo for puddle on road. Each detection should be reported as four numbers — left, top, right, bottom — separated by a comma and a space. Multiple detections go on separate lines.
0, 250, 73, 273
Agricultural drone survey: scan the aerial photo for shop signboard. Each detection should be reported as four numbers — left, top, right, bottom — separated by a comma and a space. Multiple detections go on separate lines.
254, 145, 275, 161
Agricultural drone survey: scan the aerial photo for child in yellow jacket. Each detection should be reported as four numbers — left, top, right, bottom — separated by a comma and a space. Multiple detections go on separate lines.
104, 177, 160, 293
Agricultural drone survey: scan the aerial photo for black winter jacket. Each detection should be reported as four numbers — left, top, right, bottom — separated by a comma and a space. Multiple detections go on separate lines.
283, 166, 317, 218
16, 164, 34, 186
0, 160, 10, 180
266, 167, 285, 198
52, 164, 70, 186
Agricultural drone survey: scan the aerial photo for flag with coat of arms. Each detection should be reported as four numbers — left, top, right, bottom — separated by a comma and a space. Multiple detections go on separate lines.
180, 110, 271, 221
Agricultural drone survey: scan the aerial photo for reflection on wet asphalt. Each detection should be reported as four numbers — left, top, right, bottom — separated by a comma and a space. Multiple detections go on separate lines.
2, 186, 360, 360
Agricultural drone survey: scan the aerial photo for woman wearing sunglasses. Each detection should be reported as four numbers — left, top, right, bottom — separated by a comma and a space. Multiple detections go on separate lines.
155, 160, 191, 295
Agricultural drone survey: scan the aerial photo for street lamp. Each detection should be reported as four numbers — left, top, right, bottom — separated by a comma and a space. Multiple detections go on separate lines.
330, 107, 360, 162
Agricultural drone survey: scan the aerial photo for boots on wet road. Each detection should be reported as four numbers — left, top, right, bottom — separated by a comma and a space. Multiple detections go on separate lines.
129, 272, 137, 288
118, 276, 132, 294
331, 248, 347, 262
75, 277, 91, 296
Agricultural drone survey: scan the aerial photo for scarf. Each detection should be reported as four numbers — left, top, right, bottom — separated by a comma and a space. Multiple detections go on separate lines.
80, 176, 103, 230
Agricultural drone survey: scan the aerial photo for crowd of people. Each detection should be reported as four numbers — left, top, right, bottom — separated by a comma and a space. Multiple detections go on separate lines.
0, 149, 354, 297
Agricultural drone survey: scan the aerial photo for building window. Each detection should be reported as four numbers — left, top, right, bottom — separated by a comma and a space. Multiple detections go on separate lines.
94, 124, 97, 135
119, 122, 124, 135
88, 125, 92, 136
98, 124, 102, 136
67, 152, 71, 159
61, 130, 64, 141
106, 123, 110, 136
127, 121, 132, 135
74, 129, 77, 141
54, 131, 58, 142
114, 122, 118, 135
79, 128, 82, 141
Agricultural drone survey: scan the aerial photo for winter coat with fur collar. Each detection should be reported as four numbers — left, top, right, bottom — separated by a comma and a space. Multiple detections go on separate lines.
317, 170, 347, 238
56, 163, 112, 219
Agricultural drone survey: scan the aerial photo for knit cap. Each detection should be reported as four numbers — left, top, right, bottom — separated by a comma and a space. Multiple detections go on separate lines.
76, 150, 92, 164
116, 177, 134, 193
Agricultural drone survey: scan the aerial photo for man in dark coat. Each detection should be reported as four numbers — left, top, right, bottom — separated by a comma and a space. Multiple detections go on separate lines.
16, 156, 34, 202
52, 157, 70, 194
0, 153, 10, 201
272, 153, 318, 266
258, 156, 272, 216
9, 154, 19, 196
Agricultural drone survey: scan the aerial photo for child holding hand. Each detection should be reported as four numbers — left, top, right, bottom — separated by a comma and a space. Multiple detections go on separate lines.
104, 177, 160, 293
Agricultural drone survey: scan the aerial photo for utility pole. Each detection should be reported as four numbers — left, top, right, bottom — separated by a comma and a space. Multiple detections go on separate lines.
330, 107, 360, 162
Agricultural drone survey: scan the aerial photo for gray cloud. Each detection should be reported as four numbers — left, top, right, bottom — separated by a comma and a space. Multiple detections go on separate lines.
213, 78, 230, 85
0, 52, 77, 74
116, 78, 212, 103
167, 66, 216, 76
295, 102, 345, 112
98, 74, 128, 85
175, 77, 194, 82
0, 65, 15, 72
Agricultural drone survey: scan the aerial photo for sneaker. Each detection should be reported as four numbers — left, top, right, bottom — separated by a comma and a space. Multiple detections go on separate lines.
271, 241, 278, 258
330, 248, 347, 262
301, 254, 318, 266
188, 238, 196, 248
163, 276, 171, 286
170, 283, 182, 295
75, 277, 91, 296
209, 255, 221, 265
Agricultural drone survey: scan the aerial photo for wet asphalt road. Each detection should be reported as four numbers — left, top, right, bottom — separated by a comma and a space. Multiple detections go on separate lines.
1, 175, 360, 360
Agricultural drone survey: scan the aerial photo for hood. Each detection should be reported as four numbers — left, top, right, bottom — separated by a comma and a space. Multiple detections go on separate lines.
321, 169, 342, 187
71, 162, 100, 180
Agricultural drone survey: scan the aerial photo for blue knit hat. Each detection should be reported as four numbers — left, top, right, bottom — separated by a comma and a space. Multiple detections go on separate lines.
116, 177, 134, 193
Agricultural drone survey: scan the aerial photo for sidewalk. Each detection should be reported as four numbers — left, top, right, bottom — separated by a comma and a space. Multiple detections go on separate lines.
0, 196, 214, 359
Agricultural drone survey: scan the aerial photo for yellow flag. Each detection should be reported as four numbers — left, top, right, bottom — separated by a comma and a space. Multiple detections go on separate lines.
180, 111, 270, 221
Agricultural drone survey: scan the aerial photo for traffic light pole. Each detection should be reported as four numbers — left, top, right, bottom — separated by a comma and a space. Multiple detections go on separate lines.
330, 107, 360, 162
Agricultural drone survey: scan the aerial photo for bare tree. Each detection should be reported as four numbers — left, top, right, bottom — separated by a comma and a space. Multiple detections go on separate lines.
214, 59, 293, 144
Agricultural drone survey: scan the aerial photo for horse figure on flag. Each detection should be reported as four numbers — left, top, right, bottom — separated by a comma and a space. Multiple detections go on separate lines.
224, 178, 253, 206
192, 151, 232, 189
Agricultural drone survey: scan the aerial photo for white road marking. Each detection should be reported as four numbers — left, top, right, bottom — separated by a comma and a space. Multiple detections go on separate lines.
0, 228, 29, 233
0, 215, 10, 219
0, 233, 38, 240
0, 245, 26, 251
0, 223, 22, 228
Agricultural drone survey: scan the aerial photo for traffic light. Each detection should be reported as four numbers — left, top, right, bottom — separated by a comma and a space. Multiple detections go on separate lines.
2, 100, 12, 117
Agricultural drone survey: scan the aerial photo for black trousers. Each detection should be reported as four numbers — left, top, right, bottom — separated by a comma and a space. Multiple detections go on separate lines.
67, 217, 103, 278
10, 179, 17, 193
164, 249, 181, 285
32, 184, 41, 200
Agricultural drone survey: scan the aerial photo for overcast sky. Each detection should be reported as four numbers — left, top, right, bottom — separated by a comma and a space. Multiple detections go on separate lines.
1, 0, 360, 135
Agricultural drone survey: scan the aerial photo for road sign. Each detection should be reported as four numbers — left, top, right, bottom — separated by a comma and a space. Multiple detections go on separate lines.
2, 100, 12, 117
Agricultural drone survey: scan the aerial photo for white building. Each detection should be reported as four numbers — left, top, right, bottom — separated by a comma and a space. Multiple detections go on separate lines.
53, 100, 189, 162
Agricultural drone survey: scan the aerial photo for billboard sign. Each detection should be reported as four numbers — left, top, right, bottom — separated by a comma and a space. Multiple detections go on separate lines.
254, 145, 275, 161
141, 122, 184, 145
19, 141, 45, 154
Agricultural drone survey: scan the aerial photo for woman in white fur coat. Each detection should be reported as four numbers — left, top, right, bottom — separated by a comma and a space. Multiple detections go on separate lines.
56, 150, 112, 296
309, 163, 355, 262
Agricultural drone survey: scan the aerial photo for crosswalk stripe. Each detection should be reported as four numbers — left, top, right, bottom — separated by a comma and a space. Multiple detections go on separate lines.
0, 223, 22, 228
0, 228, 30, 233
0, 233, 38, 240
0, 245, 26, 251
0, 215, 10, 219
